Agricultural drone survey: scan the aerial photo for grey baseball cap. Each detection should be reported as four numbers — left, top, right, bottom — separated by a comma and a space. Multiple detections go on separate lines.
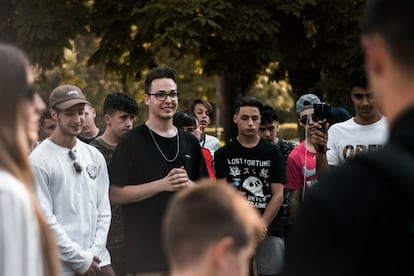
49, 85, 91, 110
296, 93, 321, 114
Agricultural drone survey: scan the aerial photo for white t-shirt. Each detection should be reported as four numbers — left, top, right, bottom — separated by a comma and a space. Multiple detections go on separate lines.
0, 171, 43, 276
327, 116, 388, 165
201, 134, 220, 157
30, 138, 111, 275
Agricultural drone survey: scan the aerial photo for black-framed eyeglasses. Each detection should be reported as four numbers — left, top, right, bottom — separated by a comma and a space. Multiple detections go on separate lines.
69, 150, 82, 173
147, 90, 179, 101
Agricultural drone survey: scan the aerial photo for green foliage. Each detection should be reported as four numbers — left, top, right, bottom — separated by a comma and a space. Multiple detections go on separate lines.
0, 0, 90, 68
35, 34, 144, 128
276, 0, 365, 104
87, 0, 291, 92
1, 0, 366, 137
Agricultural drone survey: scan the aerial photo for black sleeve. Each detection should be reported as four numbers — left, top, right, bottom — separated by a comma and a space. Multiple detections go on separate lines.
192, 137, 209, 181
109, 136, 134, 186
213, 147, 227, 179
271, 146, 286, 184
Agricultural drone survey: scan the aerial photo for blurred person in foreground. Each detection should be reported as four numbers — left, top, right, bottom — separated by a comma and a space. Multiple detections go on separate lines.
0, 43, 60, 276
163, 180, 266, 276
285, 1, 414, 275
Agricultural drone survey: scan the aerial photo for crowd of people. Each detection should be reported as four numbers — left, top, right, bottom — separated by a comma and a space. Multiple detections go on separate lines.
1, 0, 414, 275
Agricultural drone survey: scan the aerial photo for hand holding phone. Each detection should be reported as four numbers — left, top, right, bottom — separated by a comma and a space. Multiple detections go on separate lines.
313, 103, 331, 133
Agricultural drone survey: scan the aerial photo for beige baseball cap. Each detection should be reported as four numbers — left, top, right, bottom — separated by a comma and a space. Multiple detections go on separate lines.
49, 85, 91, 110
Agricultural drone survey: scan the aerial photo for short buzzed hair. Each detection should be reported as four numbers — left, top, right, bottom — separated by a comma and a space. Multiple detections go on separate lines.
103, 92, 139, 116
234, 96, 263, 114
260, 105, 280, 125
348, 65, 368, 90
163, 180, 265, 269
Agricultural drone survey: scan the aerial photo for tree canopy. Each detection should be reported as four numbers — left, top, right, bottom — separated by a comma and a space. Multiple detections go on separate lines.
1, 0, 366, 141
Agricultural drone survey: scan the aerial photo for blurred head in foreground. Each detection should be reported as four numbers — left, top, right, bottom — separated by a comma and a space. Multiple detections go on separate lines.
163, 180, 265, 276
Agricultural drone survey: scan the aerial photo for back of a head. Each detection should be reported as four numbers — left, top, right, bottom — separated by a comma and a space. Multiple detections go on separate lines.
0, 44, 28, 129
173, 109, 197, 128
163, 180, 265, 269
362, 0, 414, 70
0, 43, 60, 276
144, 66, 178, 94
103, 92, 139, 116
0, 43, 32, 183
328, 107, 352, 125
234, 96, 263, 114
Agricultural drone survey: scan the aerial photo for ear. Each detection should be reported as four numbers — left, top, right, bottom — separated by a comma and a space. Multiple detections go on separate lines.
144, 94, 150, 106
233, 114, 238, 124
50, 109, 58, 120
362, 35, 386, 79
211, 236, 235, 270
297, 116, 303, 127
104, 114, 111, 125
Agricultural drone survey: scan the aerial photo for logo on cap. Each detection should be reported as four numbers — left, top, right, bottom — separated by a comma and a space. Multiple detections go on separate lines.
49, 84, 91, 110
67, 90, 80, 96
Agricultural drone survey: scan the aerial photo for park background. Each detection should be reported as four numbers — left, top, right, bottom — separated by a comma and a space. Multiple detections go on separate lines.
1, 0, 365, 142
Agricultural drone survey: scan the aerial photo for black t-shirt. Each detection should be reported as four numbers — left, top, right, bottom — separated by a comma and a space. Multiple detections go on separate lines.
214, 138, 286, 236
78, 128, 104, 144
109, 123, 207, 272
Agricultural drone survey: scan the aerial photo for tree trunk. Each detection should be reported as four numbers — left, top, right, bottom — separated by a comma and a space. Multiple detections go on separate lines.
216, 71, 248, 143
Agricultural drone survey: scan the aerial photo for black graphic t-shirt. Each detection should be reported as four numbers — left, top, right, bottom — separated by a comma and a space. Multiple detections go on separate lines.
214, 138, 286, 236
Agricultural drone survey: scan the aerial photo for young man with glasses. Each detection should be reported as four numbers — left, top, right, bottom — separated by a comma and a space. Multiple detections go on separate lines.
30, 85, 114, 276
310, 66, 388, 173
109, 66, 207, 276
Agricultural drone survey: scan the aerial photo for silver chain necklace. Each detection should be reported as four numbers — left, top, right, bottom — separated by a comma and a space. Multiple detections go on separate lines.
148, 127, 180, 162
